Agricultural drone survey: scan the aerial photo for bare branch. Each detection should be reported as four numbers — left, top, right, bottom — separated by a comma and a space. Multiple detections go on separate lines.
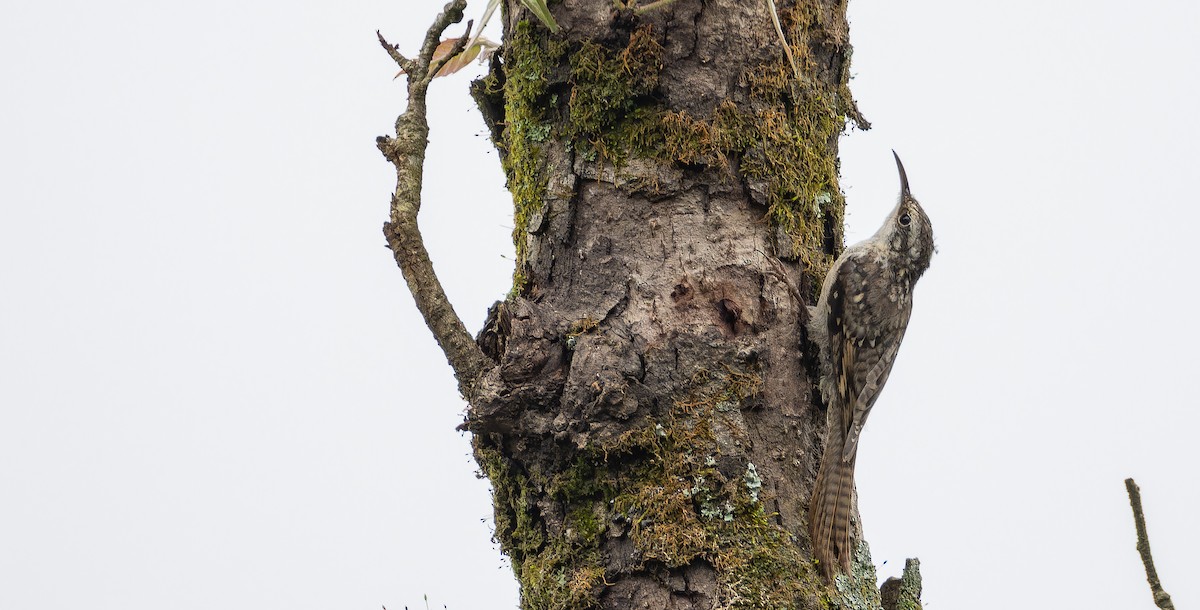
1124, 478, 1175, 610
417, 1, 468, 70
382, 204, 493, 393
376, 30, 415, 75
376, 0, 493, 396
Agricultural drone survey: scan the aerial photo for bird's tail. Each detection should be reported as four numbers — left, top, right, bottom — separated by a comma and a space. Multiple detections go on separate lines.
809, 434, 858, 579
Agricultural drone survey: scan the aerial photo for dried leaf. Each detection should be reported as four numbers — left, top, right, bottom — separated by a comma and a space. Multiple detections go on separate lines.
394, 36, 499, 79
395, 0, 556, 81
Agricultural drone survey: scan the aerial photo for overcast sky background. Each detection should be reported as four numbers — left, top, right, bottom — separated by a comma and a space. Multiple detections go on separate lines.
2, 1, 1197, 608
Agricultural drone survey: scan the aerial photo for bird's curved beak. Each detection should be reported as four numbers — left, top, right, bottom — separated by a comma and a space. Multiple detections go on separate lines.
892, 150, 911, 199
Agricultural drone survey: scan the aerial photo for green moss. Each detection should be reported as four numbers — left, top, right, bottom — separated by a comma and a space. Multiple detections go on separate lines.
652, 63, 847, 288
491, 23, 668, 290
740, 62, 846, 285
603, 367, 827, 608
520, 545, 607, 610
567, 26, 664, 164
476, 366, 831, 609
567, 505, 604, 544
497, 16, 850, 293
476, 441, 608, 610
476, 443, 546, 564
493, 21, 570, 289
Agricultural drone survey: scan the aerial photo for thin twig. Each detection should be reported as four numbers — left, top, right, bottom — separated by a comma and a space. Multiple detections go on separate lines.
1124, 478, 1175, 610
764, 0, 800, 79
417, 1, 465, 69
376, 0, 493, 396
376, 30, 415, 75
633, 0, 678, 15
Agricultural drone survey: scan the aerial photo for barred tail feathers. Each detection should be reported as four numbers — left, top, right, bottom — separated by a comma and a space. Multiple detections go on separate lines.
809, 435, 857, 578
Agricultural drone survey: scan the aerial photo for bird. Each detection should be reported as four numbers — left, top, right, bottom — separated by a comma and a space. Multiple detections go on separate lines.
806, 152, 935, 579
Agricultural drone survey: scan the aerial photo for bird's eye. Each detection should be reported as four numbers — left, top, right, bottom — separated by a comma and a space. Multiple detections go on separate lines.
899, 213, 912, 226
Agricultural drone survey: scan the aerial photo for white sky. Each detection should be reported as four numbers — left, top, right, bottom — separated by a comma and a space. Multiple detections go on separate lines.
1, 1, 1196, 609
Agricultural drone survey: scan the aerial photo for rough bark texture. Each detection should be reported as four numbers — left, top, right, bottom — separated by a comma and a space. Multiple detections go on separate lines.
464, 0, 874, 607
880, 559, 923, 610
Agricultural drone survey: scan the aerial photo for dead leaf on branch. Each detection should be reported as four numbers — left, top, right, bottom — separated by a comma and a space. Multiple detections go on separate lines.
394, 36, 499, 79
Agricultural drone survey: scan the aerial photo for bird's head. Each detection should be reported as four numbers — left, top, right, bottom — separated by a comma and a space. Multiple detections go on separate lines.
882, 151, 935, 276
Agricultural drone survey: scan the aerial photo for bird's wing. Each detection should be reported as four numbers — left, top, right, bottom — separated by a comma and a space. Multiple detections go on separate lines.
828, 250, 901, 462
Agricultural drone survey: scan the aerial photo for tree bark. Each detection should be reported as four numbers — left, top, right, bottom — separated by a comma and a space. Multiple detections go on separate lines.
458, 0, 876, 607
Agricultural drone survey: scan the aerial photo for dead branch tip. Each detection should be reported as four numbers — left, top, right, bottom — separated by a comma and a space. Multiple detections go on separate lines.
1125, 478, 1175, 610
376, 30, 413, 73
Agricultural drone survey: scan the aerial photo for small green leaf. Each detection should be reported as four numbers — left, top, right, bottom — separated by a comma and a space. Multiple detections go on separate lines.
518, 0, 560, 33
463, 0, 558, 60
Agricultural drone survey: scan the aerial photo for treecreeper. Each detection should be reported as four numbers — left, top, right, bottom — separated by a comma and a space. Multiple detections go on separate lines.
807, 152, 935, 579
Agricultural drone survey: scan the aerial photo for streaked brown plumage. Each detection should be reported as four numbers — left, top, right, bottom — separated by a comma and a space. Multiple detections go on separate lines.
807, 153, 934, 579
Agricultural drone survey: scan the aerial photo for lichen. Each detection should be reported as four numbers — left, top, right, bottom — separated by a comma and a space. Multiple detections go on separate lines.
825, 540, 883, 610
743, 463, 762, 503
565, 316, 600, 350
879, 558, 922, 610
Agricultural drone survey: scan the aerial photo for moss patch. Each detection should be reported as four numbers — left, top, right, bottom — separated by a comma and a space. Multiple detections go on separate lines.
606, 368, 825, 608
486, 21, 570, 289
741, 62, 846, 283
494, 15, 852, 293
476, 442, 609, 610
648, 58, 848, 287
567, 29, 662, 135
477, 367, 827, 609
566, 26, 664, 165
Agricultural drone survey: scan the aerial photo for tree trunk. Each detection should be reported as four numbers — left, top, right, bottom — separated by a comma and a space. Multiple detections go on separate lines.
464, 0, 882, 607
